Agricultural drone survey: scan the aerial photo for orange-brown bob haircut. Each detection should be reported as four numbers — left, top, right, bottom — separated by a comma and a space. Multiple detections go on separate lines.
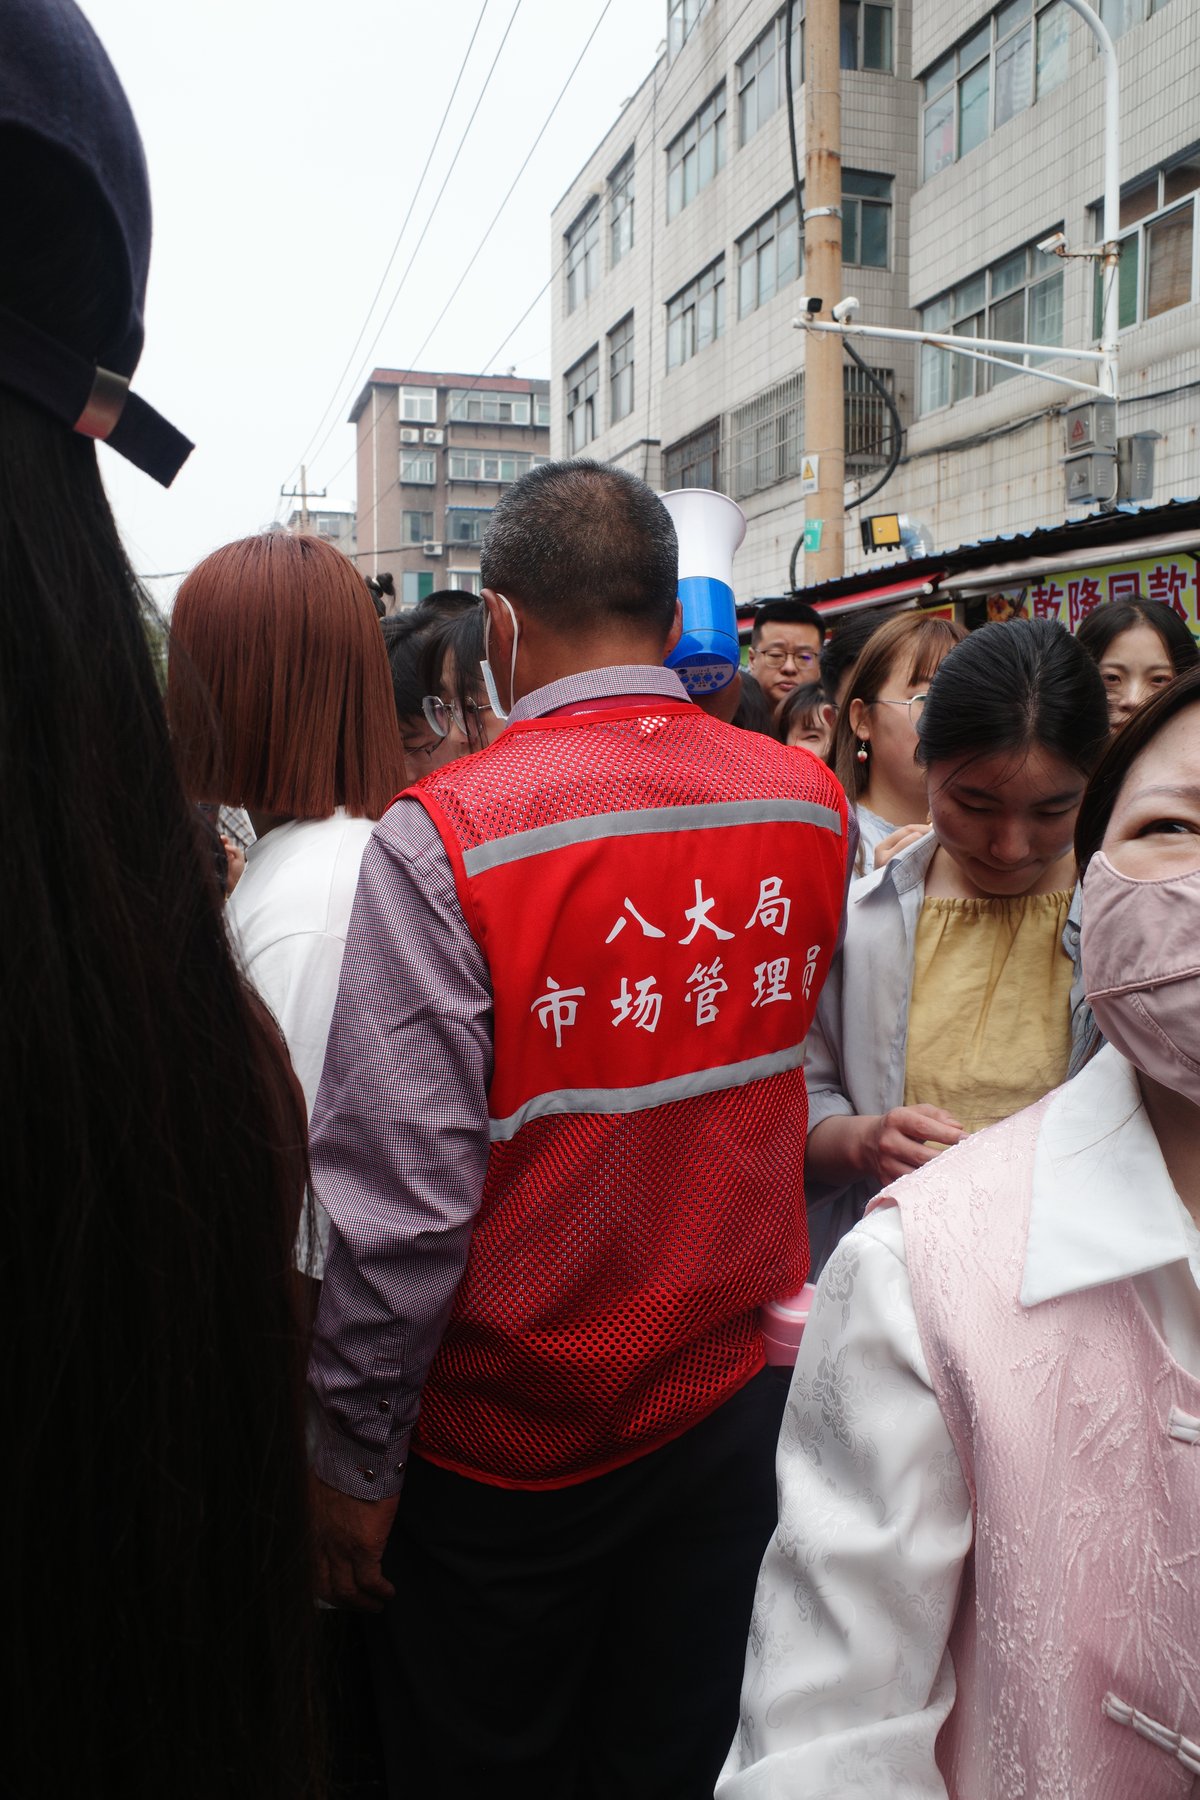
168, 533, 404, 819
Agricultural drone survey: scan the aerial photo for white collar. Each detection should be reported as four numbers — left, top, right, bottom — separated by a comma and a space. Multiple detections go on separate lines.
1021, 1044, 1200, 1306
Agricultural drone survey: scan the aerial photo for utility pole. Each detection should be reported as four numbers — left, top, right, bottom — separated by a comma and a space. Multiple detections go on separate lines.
803, 0, 845, 582
279, 464, 326, 533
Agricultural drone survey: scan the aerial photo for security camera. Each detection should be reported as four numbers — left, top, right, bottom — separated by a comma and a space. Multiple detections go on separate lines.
832, 296, 860, 322
797, 296, 824, 316
1037, 231, 1068, 256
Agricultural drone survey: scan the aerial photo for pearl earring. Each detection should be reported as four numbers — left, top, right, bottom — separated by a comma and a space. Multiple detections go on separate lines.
856, 740, 869, 764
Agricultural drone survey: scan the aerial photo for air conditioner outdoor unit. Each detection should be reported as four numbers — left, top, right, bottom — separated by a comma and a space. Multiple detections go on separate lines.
423, 428, 444, 445
399, 427, 421, 444
422, 541, 443, 557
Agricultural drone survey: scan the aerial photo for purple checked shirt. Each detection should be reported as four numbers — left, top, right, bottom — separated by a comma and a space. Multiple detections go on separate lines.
307, 666, 695, 1498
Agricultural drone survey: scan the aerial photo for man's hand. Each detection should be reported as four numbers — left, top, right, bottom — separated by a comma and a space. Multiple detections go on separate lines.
310, 1474, 399, 1613
863, 1104, 964, 1182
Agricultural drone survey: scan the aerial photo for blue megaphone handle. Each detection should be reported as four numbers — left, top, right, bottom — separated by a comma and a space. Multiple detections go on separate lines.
666, 575, 740, 695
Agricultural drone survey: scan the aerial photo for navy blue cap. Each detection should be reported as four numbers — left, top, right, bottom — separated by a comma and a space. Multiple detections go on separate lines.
0, 0, 192, 484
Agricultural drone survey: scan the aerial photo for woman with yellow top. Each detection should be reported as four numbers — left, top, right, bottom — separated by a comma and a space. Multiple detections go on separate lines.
803, 618, 1110, 1273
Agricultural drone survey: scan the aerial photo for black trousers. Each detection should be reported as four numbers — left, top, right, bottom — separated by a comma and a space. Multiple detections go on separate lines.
369, 1366, 789, 1800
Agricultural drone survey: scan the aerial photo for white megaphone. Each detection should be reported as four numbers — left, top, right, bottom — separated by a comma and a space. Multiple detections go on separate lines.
659, 488, 746, 696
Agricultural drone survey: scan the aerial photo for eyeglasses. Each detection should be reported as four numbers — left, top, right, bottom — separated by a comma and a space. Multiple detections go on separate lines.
422, 693, 495, 742
871, 693, 929, 727
756, 647, 820, 670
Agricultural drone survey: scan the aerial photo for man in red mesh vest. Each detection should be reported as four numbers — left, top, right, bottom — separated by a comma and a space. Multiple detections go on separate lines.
307, 460, 849, 1796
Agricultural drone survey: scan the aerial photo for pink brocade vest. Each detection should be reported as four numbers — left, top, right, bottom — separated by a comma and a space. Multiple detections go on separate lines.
882, 1098, 1200, 1798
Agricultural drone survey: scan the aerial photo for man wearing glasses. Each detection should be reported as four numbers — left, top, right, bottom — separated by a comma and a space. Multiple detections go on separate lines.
746, 599, 825, 711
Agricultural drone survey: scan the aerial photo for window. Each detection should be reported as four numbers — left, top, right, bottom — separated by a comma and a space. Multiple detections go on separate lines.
535, 395, 551, 427
840, 1, 893, 71
400, 452, 436, 484
844, 364, 896, 474
403, 510, 434, 543
565, 347, 600, 453
446, 450, 546, 483
609, 315, 634, 424
446, 389, 532, 424
666, 258, 725, 369
1091, 155, 1200, 331
666, 86, 726, 221
447, 570, 482, 596
919, 237, 1064, 411
399, 385, 437, 422
737, 197, 800, 318
842, 171, 891, 268
566, 200, 600, 312
402, 570, 435, 607
1100, 0, 1173, 34
922, 1, 1068, 180
737, 11, 801, 147
668, 0, 710, 58
663, 419, 721, 491
728, 375, 803, 500
445, 507, 492, 544
610, 150, 635, 266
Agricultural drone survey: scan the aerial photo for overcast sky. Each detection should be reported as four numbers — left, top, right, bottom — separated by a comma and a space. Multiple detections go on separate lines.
81, 0, 666, 604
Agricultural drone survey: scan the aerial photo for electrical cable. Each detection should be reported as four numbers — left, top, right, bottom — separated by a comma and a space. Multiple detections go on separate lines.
782, 0, 902, 597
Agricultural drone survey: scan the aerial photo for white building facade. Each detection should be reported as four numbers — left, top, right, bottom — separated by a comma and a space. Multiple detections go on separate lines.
550, 0, 1199, 601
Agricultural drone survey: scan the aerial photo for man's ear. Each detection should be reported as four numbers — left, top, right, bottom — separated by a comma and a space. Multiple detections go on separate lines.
481, 587, 516, 660
664, 597, 684, 656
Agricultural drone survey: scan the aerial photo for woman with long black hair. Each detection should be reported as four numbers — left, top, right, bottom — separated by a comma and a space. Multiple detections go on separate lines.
2, 4, 321, 1795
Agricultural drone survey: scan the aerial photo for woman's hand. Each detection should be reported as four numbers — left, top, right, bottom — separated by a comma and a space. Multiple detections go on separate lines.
871, 823, 929, 870
863, 1105, 964, 1181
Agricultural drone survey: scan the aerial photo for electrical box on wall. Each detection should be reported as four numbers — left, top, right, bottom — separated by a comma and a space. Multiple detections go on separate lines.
1064, 399, 1117, 456
1064, 451, 1117, 508
1116, 432, 1161, 503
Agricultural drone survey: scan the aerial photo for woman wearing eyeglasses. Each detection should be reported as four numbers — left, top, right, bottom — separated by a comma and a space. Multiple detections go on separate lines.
828, 611, 966, 876
421, 603, 503, 756
803, 618, 1110, 1274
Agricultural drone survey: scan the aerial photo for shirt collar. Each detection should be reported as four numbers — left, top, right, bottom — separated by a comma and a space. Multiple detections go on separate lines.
1022, 1044, 1200, 1306
507, 664, 690, 724
852, 825, 938, 901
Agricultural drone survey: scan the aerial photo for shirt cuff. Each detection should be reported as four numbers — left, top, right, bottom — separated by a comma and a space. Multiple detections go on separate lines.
307, 1389, 411, 1500
806, 1087, 855, 1132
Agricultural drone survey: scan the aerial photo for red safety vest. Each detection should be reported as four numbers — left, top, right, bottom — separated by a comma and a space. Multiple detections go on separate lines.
412, 697, 848, 1488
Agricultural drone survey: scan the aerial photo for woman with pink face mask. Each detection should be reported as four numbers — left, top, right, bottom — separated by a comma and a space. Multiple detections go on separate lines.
719, 664, 1200, 1800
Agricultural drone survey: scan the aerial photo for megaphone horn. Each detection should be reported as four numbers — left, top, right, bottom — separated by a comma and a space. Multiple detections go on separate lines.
659, 488, 747, 697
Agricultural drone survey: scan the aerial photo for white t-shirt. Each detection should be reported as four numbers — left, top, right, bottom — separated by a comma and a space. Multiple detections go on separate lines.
227, 809, 376, 1272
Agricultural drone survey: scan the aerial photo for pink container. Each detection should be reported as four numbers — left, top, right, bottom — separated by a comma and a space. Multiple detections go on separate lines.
760, 1284, 818, 1367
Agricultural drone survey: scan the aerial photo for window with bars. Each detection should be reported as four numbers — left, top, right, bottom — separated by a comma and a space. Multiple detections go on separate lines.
727, 375, 804, 500
609, 315, 635, 424
446, 450, 545, 482
445, 508, 493, 544
663, 419, 721, 491
1091, 153, 1200, 332
844, 364, 895, 473
666, 258, 725, 369
736, 11, 802, 146
666, 86, 726, 221
565, 347, 600, 453
565, 200, 600, 312
400, 452, 436, 484
403, 510, 434, 543
446, 390, 533, 424
843, 171, 892, 267
922, 0, 1068, 181
919, 237, 1064, 412
668, 0, 710, 58
399, 386, 437, 421
610, 150, 635, 266
737, 196, 800, 318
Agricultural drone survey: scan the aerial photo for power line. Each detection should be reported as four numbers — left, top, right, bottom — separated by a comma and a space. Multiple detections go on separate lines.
285, 0, 493, 486
297, 0, 527, 483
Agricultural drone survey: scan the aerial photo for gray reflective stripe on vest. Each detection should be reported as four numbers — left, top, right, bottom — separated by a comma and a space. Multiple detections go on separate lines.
463, 797, 843, 877
489, 1042, 806, 1142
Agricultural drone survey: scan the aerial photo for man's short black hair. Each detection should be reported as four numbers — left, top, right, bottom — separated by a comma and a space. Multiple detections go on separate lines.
479, 459, 678, 637
750, 599, 826, 646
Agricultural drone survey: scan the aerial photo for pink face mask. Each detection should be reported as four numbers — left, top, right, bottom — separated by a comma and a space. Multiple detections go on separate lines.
1081, 850, 1200, 1106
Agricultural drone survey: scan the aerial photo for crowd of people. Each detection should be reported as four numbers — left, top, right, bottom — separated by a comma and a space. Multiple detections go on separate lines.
12, 3, 1200, 1798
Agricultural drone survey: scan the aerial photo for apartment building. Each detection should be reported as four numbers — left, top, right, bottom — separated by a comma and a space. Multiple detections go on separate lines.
350, 369, 551, 606
286, 506, 358, 558
550, 0, 1199, 598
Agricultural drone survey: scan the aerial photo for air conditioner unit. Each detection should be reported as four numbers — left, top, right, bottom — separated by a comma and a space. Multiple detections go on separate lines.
423, 428, 444, 445
399, 427, 421, 444
422, 541, 443, 557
